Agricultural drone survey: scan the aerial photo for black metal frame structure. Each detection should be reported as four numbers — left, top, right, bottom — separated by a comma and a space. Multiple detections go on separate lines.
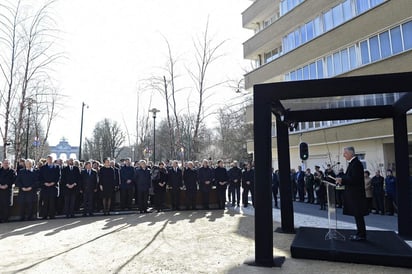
252, 71, 412, 266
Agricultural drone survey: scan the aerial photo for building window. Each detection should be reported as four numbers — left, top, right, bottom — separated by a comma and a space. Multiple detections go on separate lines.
402, 21, 412, 50
379, 31, 391, 58
360, 40, 370, 64
369, 35, 380, 62
390, 26, 403, 54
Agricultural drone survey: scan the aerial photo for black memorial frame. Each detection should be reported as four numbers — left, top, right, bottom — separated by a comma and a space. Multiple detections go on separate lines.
251, 71, 412, 266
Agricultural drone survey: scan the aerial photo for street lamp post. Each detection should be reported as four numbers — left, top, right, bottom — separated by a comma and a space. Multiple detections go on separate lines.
149, 108, 160, 164
79, 102, 88, 160
25, 98, 35, 159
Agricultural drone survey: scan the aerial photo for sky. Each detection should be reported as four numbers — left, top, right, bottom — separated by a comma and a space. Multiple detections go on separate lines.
42, 0, 252, 147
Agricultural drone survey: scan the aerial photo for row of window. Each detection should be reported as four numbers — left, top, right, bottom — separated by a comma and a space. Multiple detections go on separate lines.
285, 20, 412, 81
280, 0, 305, 16
283, 0, 386, 53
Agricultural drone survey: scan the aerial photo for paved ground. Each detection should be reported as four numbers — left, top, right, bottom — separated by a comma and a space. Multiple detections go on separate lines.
0, 201, 408, 274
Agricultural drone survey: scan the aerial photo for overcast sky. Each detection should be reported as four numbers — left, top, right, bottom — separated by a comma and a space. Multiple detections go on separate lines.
44, 0, 251, 147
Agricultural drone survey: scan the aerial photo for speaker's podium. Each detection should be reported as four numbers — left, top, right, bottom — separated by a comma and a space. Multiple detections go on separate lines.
323, 179, 345, 241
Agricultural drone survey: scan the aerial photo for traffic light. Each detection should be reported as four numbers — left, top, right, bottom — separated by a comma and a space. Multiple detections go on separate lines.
299, 142, 309, 160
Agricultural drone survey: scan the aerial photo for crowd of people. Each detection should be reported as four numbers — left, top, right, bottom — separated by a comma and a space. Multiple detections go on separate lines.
0, 156, 258, 223
285, 163, 398, 215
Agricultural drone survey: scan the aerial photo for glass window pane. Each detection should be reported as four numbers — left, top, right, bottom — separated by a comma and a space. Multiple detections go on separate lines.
341, 48, 349, 72
402, 21, 412, 50
302, 65, 309, 80
356, 0, 370, 14
375, 94, 384, 105
379, 31, 391, 58
300, 25, 307, 44
369, 35, 380, 62
326, 55, 333, 77
371, 0, 384, 7
323, 10, 333, 31
314, 17, 323, 36
294, 29, 300, 47
390, 26, 403, 54
332, 4, 343, 27
290, 70, 296, 81
317, 60, 324, 78
333, 52, 342, 75
306, 21, 314, 41
342, 0, 352, 21
349, 46, 357, 69
360, 40, 370, 64
309, 62, 316, 79
296, 68, 303, 80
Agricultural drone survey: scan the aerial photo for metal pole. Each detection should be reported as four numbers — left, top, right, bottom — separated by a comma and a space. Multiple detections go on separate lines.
79, 102, 86, 160
25, 106, 31, 159
153, 115, 156, 164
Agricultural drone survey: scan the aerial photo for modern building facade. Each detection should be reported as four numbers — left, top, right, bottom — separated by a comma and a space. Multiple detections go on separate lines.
242, 0, 412, 173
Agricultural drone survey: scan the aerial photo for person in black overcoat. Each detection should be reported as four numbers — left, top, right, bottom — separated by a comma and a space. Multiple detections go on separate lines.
16, 159, 39, 221
228, 161, 242, 207
336, 147, 369, 241
99, 158, 117, 215
197, 159, 214, 210
214, 160, 228, 209
272, 169, 279, 208
153, 162, 168, 212
80, 161, 98, 216
242, 163, 255, 207
119, 158, 135, 210
184, 161, 198, 210
39, 155, 61, 219
61, 158, 81, 218
0, 159, 16, 222
135, 160, 151, 213
167, 160, 183, 210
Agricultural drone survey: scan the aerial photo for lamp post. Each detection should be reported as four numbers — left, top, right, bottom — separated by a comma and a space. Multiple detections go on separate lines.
78, 102, 88, 160
25, 98, 35, 159
149, 108, 160, 164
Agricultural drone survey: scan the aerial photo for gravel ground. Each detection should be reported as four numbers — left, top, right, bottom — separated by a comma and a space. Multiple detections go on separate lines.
0, 207, 408, 274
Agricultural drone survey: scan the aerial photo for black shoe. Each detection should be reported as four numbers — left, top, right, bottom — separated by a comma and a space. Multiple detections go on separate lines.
349, 234, 366, 241
89, 213, 94, 216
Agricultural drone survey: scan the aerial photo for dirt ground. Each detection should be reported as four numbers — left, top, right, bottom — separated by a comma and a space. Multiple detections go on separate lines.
0, 209, 408, 274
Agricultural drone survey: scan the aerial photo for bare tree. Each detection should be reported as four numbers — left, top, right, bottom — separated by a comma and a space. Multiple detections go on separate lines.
187, 18, 227, 158
0, 0, 62, 163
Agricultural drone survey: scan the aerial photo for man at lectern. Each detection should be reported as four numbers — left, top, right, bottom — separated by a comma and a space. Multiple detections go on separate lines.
335, 146, 369, 241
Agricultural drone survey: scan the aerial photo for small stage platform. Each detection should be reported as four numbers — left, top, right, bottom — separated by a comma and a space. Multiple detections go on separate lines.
290, 227, 412, 268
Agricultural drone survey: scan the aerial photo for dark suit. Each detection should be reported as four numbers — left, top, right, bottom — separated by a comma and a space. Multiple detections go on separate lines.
197, 167, 214, 209
39, 164, 61, 218
0, 167, 16, 222
272, 172, 279, 208
16, 168, 39, 220
341, 157, 369, 237
228, 166, 242, 206
242, 168, 255, 207
183, 168, 198, 210
61, 165, 81, 217
214, 166, 229, 209
167, 167, 183, 210
80, 168, 98, 215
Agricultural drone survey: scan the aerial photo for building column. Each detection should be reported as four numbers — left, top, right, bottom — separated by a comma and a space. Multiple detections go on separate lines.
392, 112, 412, 237
276, 119, 295, 233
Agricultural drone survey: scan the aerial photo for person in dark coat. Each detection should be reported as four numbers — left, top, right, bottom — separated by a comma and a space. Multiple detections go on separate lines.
61, 158, 81, 218
120, 158, 135, 210
183, 161, 198, 210
153, 162, 167, 212
99, 158, 117, 215
371, 170, 384, 214
242, 163, 255, 207
314, 171, 326, 210
197, 159, 214, 210
295, 166, 305, 202
228, 161, 242, 207
39, 155, 60, 219
167, 160, 183, 210
80, 161, 98, 216
0, 159, 16, 222
336, 147, 369, 241
272, 169, 279, 208
214, 160, 228, 209
385, 169, 397, 215
16, 159, 39, 221
135, 160, 151, 213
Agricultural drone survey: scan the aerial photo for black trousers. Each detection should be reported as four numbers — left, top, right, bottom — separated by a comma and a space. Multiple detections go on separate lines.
120, 187, 134, 209
242, 184, 254, 206
19, 191, 35, 220
201, 190, 210, 209
354, 215, 366, 237
185, 190, 197, 210
171, 188, 180, 210
0, 190, 11, 221
297, 183, 305, 202
40, 190, 56, 218
138, 190, 149, 212
64, 191, 77, 216
229, 184, 241, 206
373, 192, 384, 213
83, 190, 94, 214
217, 187, 227, 209
155, 189, 165, 210
272, 188, 278, 207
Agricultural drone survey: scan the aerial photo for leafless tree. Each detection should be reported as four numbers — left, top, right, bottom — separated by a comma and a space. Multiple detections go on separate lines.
187, 18, 227, 158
